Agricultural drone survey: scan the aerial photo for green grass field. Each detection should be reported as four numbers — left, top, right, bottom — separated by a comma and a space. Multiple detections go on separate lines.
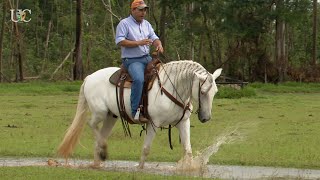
0, 81, 319, 178
0, 166, 204, 180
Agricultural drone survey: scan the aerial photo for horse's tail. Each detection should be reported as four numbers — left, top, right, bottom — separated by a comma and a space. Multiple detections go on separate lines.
57, 80, 88, 159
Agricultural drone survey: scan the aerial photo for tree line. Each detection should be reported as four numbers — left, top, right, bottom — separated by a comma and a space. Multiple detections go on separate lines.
0, 0, 319, 83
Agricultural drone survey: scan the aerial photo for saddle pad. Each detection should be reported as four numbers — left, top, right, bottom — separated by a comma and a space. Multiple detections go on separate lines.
109, 68, 132, 88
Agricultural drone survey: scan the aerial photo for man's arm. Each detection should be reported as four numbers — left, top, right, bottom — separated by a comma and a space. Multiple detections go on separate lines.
118, 39, 152, 47
116, 20, 152, 47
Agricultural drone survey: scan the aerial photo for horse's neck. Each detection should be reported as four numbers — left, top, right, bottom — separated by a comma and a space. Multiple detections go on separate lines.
159, 61, 206, 102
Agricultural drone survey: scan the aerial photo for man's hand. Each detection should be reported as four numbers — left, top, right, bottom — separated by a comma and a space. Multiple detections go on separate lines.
156, 44, 164, 53
153, 39, 164, 53
119, 39, 164, 53
138, 39, 152, 46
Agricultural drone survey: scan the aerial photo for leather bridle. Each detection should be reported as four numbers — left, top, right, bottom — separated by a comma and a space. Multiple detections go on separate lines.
157, 72, 211, 125
196, 75, 207, 114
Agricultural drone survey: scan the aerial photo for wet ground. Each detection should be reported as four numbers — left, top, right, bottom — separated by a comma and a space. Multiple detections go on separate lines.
2, 130, 320, 179
1, 157, 320, 179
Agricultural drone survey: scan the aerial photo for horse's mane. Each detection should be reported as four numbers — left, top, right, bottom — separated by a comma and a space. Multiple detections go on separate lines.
161, 60, 208, 77
159, 61, 209, 98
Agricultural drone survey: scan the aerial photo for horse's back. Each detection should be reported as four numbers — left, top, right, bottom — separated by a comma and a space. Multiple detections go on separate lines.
84, 67, 120, 113
86, 67, 119, 82
85, 67, 119, 90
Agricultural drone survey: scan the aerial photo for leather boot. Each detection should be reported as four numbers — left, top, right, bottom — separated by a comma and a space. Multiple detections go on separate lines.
139, 115, 149, 123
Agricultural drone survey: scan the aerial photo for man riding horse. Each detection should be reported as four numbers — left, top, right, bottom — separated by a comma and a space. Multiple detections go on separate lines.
58, 0, 222, 169
115, 0, 164, 123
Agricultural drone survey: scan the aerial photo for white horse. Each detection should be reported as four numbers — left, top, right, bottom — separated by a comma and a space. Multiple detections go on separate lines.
58, 60, 222, 168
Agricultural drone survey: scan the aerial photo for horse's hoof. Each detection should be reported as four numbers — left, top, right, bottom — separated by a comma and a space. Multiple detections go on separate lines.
88, 162, 102, 169
137, 163, 144, 169
63, 164, 72, 168
98, 145, 108, 161
47, 159, 60, 167
99, 151, 108, 161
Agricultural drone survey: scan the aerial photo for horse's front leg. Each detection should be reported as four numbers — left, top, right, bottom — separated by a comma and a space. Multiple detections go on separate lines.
138, 123, 157, 169
176, 118, 192, 158
176, 118, 193, 169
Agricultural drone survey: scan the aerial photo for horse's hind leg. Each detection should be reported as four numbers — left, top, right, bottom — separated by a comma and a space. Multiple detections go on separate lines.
138, 123, 157, 169
97, 112, 117, 161
88, 112, 117, 167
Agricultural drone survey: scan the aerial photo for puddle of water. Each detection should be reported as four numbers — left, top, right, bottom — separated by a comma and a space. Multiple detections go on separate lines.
2, 157, 320, 179
2, 128, 320, 179
0, 128, 241, 178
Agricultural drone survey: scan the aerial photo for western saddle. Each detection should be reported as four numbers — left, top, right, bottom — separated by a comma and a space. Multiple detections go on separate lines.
109, 56, 162, 124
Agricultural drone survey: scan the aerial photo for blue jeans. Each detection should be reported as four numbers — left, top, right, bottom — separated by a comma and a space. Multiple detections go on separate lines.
122, 55, 152, 117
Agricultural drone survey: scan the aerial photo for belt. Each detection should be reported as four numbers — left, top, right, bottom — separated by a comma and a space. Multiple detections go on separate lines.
123, 54, 149, 60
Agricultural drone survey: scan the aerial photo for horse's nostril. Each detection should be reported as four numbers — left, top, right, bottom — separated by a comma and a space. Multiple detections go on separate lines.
201, 117, 211, 123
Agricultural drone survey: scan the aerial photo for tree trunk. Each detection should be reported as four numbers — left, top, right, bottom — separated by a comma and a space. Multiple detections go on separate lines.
9, 0, 24, 81
275, 19, 286, 82
73, 0, 83, 80
187, 3, 194, 60
159, 1, 167, 50
312, 0, 317, 65
275, 0, 287, 82
86, 39, 92, 72
150, 0, 159, 34
189, 35, 194, 60
9, 18, 14, 69
55, 0, 59, 34
108, 0, 115, 41
203, 13, 215, 69
215, 32, 222, 66
35, 9, 40, 57
41, 20, 52, 74
0, 1, 6, 82
15, 24, 23, 82
199, 34, 204, 64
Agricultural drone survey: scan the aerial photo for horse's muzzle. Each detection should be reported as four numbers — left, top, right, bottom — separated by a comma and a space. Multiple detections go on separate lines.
198, 113, 211, 123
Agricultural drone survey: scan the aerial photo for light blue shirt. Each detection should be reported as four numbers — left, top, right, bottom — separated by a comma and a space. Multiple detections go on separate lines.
115, 15, 159, 58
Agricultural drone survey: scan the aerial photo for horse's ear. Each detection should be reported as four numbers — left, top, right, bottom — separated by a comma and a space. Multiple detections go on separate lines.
212, 68, 222, 80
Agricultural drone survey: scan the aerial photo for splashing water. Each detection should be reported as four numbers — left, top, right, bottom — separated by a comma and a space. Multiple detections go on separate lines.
175, 129, 240, 176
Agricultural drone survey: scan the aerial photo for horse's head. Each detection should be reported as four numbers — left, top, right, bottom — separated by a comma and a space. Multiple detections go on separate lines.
194, 68, 222, 123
